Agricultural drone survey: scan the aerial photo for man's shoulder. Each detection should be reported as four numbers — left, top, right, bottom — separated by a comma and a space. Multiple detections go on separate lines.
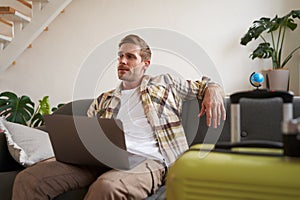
103, 89, 116, 95
97, 89, 116, 100
146, 73, 176, 84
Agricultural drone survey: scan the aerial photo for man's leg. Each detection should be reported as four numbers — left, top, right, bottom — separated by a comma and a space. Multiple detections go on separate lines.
84, 159, 166, 200
12, 159, 108, 200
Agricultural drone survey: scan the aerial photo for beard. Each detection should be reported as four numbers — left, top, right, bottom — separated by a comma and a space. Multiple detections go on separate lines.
118, 64, 131, 80
117, 64, 145, 82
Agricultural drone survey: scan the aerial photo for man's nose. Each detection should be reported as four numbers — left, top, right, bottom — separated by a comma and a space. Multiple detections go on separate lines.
119, 56, 127, 64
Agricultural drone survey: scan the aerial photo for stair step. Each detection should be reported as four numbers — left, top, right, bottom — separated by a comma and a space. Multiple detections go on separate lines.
0, 18, 14, 38
16, 0, 50, 4
0, 7, 31, 23
17, 0, 33, 9
31, 0, 50, 2
0, 34, 13, 43
0, 18, 13, 27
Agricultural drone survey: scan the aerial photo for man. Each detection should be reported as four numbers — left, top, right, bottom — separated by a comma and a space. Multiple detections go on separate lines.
12, 34, 226, 200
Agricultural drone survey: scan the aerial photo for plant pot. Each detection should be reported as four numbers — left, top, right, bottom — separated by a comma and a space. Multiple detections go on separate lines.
261, 70, 269, 89
262, 69, 290, 91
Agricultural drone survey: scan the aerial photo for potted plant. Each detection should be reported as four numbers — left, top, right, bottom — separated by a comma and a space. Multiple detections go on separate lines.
0, 91, 64, 127
240, 10, 300, 91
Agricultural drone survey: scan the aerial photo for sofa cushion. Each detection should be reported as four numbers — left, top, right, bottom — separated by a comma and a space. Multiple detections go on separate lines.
0, 133, 23, 172
0, 171, 21, 200
0, 118, 54, 167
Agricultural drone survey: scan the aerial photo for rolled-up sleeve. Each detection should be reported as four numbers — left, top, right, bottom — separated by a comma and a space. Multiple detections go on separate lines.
165, 73, 211, 101
86, 99, 98, 117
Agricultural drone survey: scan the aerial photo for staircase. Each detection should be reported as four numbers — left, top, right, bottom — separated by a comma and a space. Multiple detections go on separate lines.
0, 0, 72, 72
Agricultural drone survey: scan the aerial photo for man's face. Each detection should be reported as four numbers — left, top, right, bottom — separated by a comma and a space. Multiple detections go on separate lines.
117, 43, 149, 83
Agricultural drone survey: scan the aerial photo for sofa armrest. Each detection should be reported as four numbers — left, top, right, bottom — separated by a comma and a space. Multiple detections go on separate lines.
0, 133, 23, 172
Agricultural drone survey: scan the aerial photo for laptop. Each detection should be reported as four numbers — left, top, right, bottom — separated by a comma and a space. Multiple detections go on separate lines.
44, 114, 146, 170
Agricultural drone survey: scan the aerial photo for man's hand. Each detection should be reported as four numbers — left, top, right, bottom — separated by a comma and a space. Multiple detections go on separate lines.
199, 84, 226, 128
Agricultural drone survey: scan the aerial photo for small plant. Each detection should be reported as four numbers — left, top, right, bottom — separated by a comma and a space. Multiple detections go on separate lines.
0, 91, 64, 127
241, 10, 300, 69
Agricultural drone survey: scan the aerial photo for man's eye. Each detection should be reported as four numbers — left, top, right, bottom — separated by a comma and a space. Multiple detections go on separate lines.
126, 55, 133, 59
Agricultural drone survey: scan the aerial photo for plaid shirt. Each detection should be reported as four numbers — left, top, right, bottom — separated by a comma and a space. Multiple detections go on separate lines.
87, 74, 209, 166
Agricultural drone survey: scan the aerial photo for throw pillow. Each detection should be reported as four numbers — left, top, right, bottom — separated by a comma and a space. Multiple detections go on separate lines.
0, 117, 54, 167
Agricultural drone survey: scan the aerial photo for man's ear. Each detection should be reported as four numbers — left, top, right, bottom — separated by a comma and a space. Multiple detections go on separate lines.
143, 60, 150, 70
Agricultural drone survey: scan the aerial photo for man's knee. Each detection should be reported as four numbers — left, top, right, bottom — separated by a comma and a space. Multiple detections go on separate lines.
85, 178, 128, 200
13, 169, 44, 200
13, 161, 72, 200
16, 169, 38, 188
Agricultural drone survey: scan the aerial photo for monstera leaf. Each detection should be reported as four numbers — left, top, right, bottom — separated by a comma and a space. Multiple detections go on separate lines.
51, 103, 65, 112
0, 91, 35, 126
240, 17, 272, 45
30, 113, 44, 128
251, 42, 274, 59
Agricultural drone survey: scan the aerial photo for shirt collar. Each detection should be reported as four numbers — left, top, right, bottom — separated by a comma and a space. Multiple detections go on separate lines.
112, 75, 150, 97
139, 75, 150, 91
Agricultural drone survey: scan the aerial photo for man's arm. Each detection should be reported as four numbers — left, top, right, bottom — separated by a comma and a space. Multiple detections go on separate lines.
199, 83, 226, 128
161, 73, 226, 128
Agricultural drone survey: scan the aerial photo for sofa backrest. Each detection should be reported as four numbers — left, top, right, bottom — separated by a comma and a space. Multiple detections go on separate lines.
54, 99, 93, 116
54, 96, 300, 146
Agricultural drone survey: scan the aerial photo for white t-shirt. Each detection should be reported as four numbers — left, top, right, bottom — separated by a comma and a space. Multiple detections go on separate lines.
116, 87, 164, 162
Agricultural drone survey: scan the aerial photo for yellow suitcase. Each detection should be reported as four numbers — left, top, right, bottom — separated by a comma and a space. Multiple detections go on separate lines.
167, 143, 300, 200
167, 90, 300, 200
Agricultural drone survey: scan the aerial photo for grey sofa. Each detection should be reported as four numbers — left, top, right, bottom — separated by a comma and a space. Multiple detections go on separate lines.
1, 96, 300, 200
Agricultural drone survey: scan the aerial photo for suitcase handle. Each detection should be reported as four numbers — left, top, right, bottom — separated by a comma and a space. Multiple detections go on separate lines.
230, 89, 294, 143
230, 89, 293, 104
215, 140, 283, 149
189, 141, 283, 157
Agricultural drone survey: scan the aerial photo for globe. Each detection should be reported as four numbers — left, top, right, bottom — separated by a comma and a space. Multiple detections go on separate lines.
250, 72, 264, 88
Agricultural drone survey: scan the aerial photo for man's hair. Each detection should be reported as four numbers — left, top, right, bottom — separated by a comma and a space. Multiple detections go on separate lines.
119, 34, 152, 61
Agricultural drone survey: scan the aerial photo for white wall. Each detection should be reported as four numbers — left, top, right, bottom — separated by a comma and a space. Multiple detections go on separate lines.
0, 0, 299, 106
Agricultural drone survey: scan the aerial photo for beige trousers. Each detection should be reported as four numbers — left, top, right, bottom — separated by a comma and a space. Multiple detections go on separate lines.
12, 159, 166, 200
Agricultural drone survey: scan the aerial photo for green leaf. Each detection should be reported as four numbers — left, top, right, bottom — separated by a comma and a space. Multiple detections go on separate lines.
283, 17, 297, 31
241, 17, 271, 45
250, 42, 274, 59
51, 103, 65, 112
268, 15, 284, 33
30, 113, 44, 128
38, 96, 51, 115
0, 91, 35, 126
291, 10, 300, 19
